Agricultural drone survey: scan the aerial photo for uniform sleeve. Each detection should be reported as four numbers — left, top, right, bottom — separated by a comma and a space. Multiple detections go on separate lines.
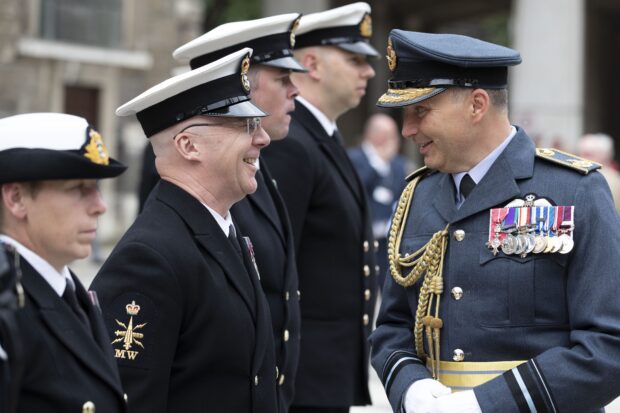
90, 241, 183, 413
262, 137, 315, 254
474, 171, 620, 413
370, 270, 433, 411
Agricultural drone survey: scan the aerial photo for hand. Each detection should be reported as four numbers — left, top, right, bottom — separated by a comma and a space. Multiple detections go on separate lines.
403, 378, 452, 413
434, 390, 482, 413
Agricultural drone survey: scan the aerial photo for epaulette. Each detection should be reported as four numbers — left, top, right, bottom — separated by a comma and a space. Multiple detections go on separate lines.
405, 166, 436, 182
535, 148, 601, 175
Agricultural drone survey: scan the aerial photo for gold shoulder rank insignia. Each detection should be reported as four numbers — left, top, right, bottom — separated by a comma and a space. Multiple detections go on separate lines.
405, 165, 435, 182
111, 300, 147, 361
536, 148, 601, 175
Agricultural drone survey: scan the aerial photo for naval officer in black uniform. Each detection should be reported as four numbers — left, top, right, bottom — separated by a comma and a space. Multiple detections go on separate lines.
173, 13, 305, 411
0, 112, 127, 413
91, 48, 280, 413
261, 3, 379, 412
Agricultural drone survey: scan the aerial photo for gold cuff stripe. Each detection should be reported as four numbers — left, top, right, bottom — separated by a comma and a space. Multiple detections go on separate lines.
427, 359, 526, 390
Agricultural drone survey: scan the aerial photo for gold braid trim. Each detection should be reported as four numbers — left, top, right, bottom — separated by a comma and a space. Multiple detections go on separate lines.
387, 171, 449, 379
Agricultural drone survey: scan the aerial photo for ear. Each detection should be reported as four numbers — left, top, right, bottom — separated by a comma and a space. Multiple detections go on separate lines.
1, 183, 29, 220
173, 133, 201, 161
298, 49, 320, 81
470, 89, 490, 123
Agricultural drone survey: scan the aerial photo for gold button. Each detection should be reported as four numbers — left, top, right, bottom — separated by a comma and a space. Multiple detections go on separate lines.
82, 401, 96, 413
285, 291, 290, 301
363, 314, 369, 325
363, 265, 370, 277
375, 265, 380, 275
124, 393, 128, 402
453, 349, 465, 362
278, 374, 286, 385
297, 290, 301, 300
451, 287, 463, 300
363, 240, 369, 252
254, 375, 259, 386
364, 289, 371, 301
283, 329, 290, 342
454, 229, 465, 241
373, 240, 379, 252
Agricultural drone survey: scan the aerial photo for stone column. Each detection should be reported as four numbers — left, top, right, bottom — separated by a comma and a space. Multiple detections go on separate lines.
510, 0, 585, 150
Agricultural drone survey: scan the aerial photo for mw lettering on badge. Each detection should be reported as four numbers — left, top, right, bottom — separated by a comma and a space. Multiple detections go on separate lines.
111, 300, 147, 361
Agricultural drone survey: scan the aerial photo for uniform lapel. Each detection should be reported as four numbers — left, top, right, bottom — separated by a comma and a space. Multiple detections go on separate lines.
156, 181, 257, 320
241, 236, 272, 378
246, 167, 285, 246
20, 262, 124, 395
295, 103, 364, 206
74, 274, 122, 377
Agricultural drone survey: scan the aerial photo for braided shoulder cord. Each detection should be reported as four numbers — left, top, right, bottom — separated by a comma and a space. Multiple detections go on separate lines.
387, 173, 449, 378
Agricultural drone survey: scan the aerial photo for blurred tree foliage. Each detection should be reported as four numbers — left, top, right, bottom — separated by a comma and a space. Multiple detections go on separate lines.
202, 0, 262, 31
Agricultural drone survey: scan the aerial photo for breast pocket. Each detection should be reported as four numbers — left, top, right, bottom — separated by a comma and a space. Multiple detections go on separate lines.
477, 247, 569, 327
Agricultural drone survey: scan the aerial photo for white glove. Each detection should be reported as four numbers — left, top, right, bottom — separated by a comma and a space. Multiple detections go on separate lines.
434, 390, 482, 413
403, 378, 452, 413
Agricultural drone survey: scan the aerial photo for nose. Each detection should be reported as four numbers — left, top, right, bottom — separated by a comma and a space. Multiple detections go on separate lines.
362, 61, 375, 79
288, 81, 299, 100
252, 126, 271, 148
90, 188, 107, 216
402, 112, 419, 138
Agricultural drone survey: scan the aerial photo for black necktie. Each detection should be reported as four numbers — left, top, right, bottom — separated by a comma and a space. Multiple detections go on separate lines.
459, 174, 476, 199
228, 224, 242, 256
62, 284, 92, 333
331, 129, 345, 146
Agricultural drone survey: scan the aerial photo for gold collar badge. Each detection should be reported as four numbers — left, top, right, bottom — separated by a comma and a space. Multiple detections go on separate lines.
359, 14, 372, 38
111, 300, 147, 360
387, 38, 397, 72
241, 55, 251, 93
83, 128, 110, 165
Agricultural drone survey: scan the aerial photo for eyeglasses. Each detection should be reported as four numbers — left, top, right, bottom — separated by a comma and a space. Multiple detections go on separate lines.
173, 117, 262, 140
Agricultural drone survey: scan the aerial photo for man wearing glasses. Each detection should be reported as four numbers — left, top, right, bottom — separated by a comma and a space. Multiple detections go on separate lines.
91, 49, 280, 413
172, 13, 304, 411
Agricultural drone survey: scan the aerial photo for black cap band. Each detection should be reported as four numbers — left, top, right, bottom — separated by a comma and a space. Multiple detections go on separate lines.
190, 33, 293, 69
295, 24, 369, 49
136, 73, 250, 137
389, 60, 508, 89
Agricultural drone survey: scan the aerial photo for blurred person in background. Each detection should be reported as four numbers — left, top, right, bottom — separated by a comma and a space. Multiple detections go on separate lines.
578, 133, 620, 212
348, 113, 411, 290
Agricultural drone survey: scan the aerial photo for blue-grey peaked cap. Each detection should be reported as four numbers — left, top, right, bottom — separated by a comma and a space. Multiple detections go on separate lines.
377, 29, 522, 107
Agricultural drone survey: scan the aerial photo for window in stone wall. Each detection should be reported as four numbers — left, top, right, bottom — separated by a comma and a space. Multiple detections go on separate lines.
40, 0, 122, 48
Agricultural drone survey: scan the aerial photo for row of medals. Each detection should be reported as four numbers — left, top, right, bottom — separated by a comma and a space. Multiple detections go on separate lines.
487, 227, 574, 257
486, 212, 574, 257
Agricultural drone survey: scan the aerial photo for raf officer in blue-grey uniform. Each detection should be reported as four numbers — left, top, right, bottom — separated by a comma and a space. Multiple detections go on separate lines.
369, 30, 620, 413
262, 3, 379, 412
172, 13, 305, 411
91, 49, 280, 413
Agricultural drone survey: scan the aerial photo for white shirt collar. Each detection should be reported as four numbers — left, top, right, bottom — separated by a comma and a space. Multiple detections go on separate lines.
202, 204, 234, 236
296, 96, 338, 137
452, 126, 517, 206
0, 234, 72, 297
